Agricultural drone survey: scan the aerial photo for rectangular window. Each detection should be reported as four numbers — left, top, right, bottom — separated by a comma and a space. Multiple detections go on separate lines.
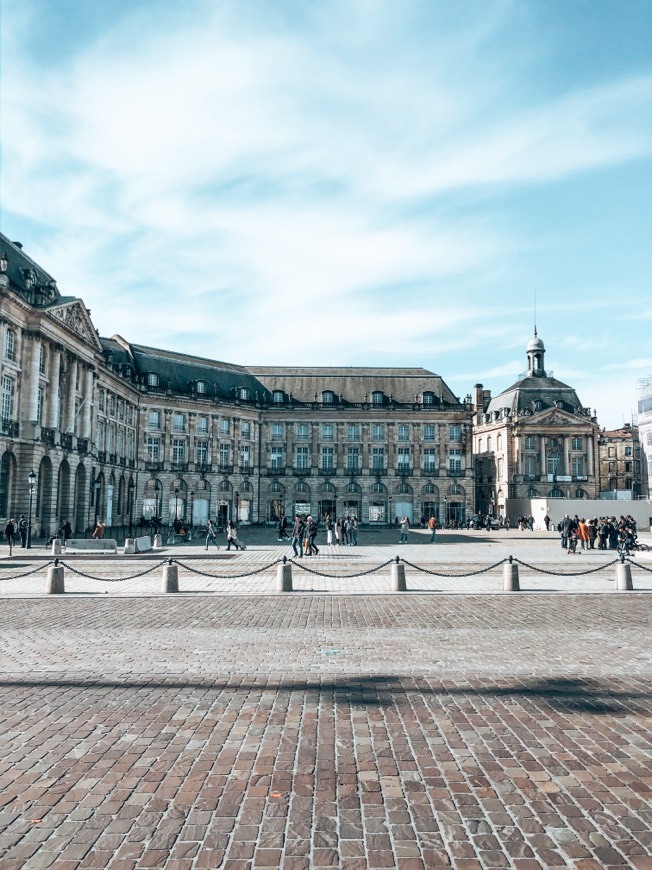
173, 413, 185, 432
449, 424, 462, 442
127, 432, 134, 459
145, 435, 160, 462
497, 457, 504, 478
109, 394, 116, 417
346, 447, 359, 470
571, 436, 582, 451
423, 424, 437, 442
372, 424, 384, 441
128, 405, 134, 426
625, 446, 632, 457
397, 447, 410, 467
172, 439, 185, 463
296, 446, 310, 470
271, 423, 284, 440
240, 420, 250, 438
572, 456, 584, 476
525, 435, 535, 450
321, 424, 334, 441
240, 445, 251, 467
270, 447, 284, 469
448, 448, 462, 472
97, 420, 105, 450
219, 443, 230, 466
196, 441, 209, 464
423, 448, 437, 471
397, 425, 410, 441
295, 423, 309, 440
347, 424, 360, 442
608, 446, 615, 457
148, 410, 160, 428
321, 446, 334, 470
39, 345, 45, 373
118, 400, 125, 422
372, 446, 385, 469
106, 426, 115, 453
98, 390, 105, 412
1, 376, 14, 421
220, 418, 230, 435
524, 455, 537, 477
5, 330, 15, 361
37, 387, 43, 425
197, 416, 209, 433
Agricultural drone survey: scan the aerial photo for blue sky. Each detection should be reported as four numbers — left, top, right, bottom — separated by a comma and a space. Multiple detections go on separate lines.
1, 0, 651, 428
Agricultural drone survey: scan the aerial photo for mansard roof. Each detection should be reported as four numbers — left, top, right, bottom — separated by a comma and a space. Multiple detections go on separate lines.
486, 374, 584, 417
0, 233, 60, 305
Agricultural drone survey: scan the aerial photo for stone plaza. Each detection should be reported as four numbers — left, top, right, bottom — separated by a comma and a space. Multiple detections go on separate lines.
0, 530, 651, 868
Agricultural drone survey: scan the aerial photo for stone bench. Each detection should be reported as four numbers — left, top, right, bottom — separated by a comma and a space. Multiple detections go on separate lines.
64, 538, 118, 554
123, 535, 153, 554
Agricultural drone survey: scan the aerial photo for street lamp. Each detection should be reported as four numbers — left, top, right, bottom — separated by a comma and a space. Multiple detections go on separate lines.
154, 479, 161, 520
94, 477, 101, 528
27, 469, 36, 549
128, 479, 135, 536
174, 487, 179, 521
189, 490, 194, 528
234, 489, 240, 524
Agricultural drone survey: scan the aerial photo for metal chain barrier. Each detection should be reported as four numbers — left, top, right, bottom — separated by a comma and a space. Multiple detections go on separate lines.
513, 557, 621, 576
289, 558, 395, 578
59, 559, 168, 582
627, 557, 652, 573
0, 560, 55, 580
400, 557, 508, 578
172, 558, 285, 579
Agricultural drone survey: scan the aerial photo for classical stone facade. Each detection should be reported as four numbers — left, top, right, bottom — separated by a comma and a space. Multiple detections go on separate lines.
473, 334, 600, 519
637, 377, 652, 500
598, 424, 644, 498
0, 234, 475, 537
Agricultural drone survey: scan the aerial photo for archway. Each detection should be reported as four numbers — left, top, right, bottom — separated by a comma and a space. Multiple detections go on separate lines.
56, 459, 72, 526
0, 450, 16, 518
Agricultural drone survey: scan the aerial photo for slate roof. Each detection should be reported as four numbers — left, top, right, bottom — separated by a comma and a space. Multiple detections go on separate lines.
0, 233, 61, 305
486, 375, 584, 416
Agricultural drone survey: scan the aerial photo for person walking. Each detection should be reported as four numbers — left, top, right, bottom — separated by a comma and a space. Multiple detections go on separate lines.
277, 515, 289, 541
205, 518, 220, 550
428, 515, 437, 543
325, 514, 333, 545
334, 518, 341, 546
291, 515, 305, 559
92, 519, 105, 539
307, 516, 319, 556
577, 518, 590, 550
18, 515, 28, 548
226, 519, 240, 551
5, 518, 15, 555
62, 520, 72, 543
399, 516, 410, 544
349, 516, 358, 546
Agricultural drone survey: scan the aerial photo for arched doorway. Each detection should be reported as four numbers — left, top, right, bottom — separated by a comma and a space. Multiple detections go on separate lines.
73, 463, 87, 533
0, 451, 16, 518
268, 481, 285, 523
318, 482, 336, 522
421, 483, 439, 522
344, 482, 361, 519
38, 456, 54, 536
56, 459, 72, 526
394, 482, 414, 524
193, 479, 211, 527
294, 481, 311, 518
369, 482, 387, 524
445, 483, 466, 526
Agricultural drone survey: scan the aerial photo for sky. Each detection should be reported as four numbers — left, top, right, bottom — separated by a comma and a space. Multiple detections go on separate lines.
1, 0, 651, 429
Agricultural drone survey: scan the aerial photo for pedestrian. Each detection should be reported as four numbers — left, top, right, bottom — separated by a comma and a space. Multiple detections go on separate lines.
307, 516, 319, 556
544, 514, 551, 531
399, 516, 410, 544
205, 518, 220, 550
349, 516, 358, 546
334, 518, 341, 546
341, 517, 349, 545
291, 514, 305, 559
226, 519, 241, 551
5, 518, 15, 555
62, 520, 72, 543
577, 518, 590, 550
428, 515, 437, 542
277, 515, 289, 541
18, 515, 28, 548
92, 519, 105, 539
325, 513, 333, 545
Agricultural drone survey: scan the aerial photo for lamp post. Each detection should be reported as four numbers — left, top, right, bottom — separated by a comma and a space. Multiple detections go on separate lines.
94, 478, 101, 529
27, 469, 36, 549
443, 495, 448, 527
388, 494, 393, 527
154, 479, 161, 521
189, 490, 194, 529
174, 487, 179, 521
234, 489, 240, 524
128, 479, 135, 537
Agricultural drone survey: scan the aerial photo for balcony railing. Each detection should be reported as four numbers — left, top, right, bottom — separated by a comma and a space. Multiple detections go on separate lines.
396, 466, 413, 476
60, 433, 73, 451
77, 438, 88, 454
267, 467, 286, 476
239, 464, 253, 474
0, 419, 20, 438
170, 462, 188, 472
41, 427, 56, 446
108, 453, 117, 465
97, 450, 107, 463
145, 460, 162, 472
196, 462, 213, 473
218, 464, 234, 474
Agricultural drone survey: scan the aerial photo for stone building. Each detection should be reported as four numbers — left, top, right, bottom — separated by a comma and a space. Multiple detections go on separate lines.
0, 233, 474, 538
637, 377, 652, 500
473, 333, 600, 519
598, 423, 643, 499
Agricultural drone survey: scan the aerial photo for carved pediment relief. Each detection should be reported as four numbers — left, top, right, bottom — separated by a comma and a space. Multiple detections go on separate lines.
47, 301, 102, 351
535, 411, 573, 426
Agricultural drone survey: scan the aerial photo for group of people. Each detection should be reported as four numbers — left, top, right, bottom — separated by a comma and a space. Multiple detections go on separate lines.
279, 513, 359, 557
4, 515, 30, 552
205, 517, 245, 551
557, 514, 639, 554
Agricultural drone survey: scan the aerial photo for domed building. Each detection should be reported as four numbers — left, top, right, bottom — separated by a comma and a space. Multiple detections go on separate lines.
473, 333, 600, 521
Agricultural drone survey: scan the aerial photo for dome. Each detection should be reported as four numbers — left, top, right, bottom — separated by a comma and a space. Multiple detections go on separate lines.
527, 334, 545, 352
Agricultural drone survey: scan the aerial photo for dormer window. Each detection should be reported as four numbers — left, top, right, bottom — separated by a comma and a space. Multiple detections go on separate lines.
196, 380, 207, 395
422, 391, 435, 405
372, 391, 384, 406
239, 387, 249, 401
322, 390, 335, 404
146, 372, 159, 388
272, 390, 285, 404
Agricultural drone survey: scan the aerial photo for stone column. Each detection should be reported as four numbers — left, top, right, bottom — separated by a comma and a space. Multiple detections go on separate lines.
66, 357, 78, 434
540, 435, 546, 479
82, 368, 93, 438
28, 336, 41, 422
48, 349, 61, 428
563, 436, 570, 477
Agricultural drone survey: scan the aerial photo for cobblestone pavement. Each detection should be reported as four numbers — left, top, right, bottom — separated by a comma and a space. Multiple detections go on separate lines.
1, 595, 651, 869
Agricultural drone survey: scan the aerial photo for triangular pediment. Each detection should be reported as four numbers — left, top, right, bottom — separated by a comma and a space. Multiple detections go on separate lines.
46, 300, 103, 352
533, 410, 575, 426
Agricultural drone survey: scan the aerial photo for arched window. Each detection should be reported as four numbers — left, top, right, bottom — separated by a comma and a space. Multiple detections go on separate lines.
372, 391, 384, 405
527, 487, 540, 498
422, 391, 435, 405
487, 437, 493, 452
322, 482, 335, 492
575, 488, 587, 499
321, 390, 335, 404
372, 482, 386, 494
422, 483, 437, 494
477, 438, 483, 452
272, 390, 285, 404
296, 481, 310, 493
398, 482, 412, 494
548, 487, 565, 498
270, 482, 284, 493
